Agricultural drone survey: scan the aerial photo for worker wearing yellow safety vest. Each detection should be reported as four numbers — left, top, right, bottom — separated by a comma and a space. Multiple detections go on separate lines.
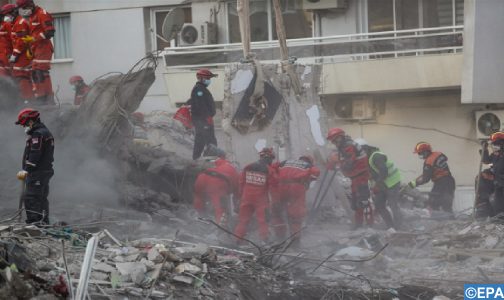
355, 139, 403, 229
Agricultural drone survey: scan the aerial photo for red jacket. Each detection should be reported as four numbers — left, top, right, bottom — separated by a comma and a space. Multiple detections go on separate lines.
29, 6, 54, 43
203, 158, 239, 196
0, 22, 13, 59
277, 159, 320, 187
240, 158, 277, 200
11, 16, 30, 58
335, 136, 369, 179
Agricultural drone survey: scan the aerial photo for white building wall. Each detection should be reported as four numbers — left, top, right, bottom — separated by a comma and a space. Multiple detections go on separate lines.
34, 0, 185, 14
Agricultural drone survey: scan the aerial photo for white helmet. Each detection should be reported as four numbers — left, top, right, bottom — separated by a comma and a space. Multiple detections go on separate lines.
354, 138, 368, 146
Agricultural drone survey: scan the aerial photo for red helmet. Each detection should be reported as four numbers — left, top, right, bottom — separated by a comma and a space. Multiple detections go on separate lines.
413, 142, 432, 154
16, 108, 39, 125
196, 69, 218, 79
16, 0, 34, 8
259, 147, 275, 159
490, 132, 504, 143
1, 4, 17, 15
69, 75, 84, 85
327, 128, 345, 141
299, 155, 314, 165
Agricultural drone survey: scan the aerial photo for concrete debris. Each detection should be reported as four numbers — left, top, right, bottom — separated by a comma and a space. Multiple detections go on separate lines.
172, 275, 193, 285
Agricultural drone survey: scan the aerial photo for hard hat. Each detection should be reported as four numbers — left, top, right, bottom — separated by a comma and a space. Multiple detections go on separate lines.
354, 138, 368, 146
490, 132, 504, 143
69, 75, 84, 85
326, 128, 345, 141
15, 0, 34, 8
413, 142, 432, 154
299, 155, 314, 165
15, 108, 39, 126
259, 147, 275, 159
0, 4, 17, 15
196, 69, 218, 79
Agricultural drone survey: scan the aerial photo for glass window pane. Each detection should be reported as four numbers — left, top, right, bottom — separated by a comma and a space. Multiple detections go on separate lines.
395, 0, 419, 30
155, 7, 191, 50
53, 15, 71, 59
272, 0, 312, 39
455, 0, 464, 25
228, 1, 269, 42
423, 0, 453, 28
368, 0, 394, 32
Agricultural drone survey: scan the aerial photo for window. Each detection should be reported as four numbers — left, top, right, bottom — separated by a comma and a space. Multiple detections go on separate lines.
151, 7, 192, 51
53, 14, 71, 59
227, 0, 312, 43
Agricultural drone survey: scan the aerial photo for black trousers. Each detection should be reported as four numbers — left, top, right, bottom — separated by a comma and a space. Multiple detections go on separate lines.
23, 171, 53, 225
192, 121, 217, 160
373, 183, 403, 229
430, 175, 455, 212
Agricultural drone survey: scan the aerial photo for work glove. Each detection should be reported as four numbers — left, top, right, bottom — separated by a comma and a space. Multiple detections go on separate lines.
408, 180, 416, 189
16, 170, 28, 181
21, 35, 34, 43
8, 55, 18, 63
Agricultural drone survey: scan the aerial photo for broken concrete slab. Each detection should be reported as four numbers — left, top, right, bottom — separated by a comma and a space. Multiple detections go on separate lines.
93, 262, 116, 274
175, 263, 202, 274
172, 275, 193, 285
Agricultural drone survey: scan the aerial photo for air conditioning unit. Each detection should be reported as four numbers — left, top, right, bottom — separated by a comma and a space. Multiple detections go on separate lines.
303, 0, 349, 10
334, 97, 375, 120
475, 110, 504, 140
178, 22, 217, 46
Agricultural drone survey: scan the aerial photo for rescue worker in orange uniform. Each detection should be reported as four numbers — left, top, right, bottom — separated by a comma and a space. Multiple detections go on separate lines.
17, 0, 55, 104
234, 147, 277, 244
408, 142, 455, 212
0, 4, 16, 77
69, 75, 91, 106
270, 155, 319, 247
193, 147, 239, 228
10, 10, 33, 101
326, 128, 372, 228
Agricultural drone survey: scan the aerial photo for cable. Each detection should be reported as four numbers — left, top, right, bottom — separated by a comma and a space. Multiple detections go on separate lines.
361, 122, 479, 144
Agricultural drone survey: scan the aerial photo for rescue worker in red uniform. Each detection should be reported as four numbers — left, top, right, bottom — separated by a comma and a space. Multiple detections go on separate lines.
193, 147, 239, 227
326, 128, 372, 228
408, 142, 455, 212
0, 4, 16, 76
15, 108, 54, 225
234, 147, 277, 244
187, 69, 218, 160
17, 0, 55, 104
10, 12, 33, 101
271, 155, 319, 247
69, 75, 91, 106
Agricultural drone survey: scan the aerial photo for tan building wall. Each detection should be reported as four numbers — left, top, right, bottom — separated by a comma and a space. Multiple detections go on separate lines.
324, 91, 484, 186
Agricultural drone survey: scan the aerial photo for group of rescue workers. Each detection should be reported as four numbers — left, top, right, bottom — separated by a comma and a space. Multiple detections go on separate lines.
0, 0, 55, 104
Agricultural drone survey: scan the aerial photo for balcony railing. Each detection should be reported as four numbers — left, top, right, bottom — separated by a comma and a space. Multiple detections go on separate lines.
162, 26, 463, 69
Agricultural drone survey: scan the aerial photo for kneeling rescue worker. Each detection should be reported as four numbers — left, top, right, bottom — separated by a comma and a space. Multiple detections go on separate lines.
326, 128, 372, 228
409, 142, 455, 212
234, 147, 277, 244
193, 146, 239, 227
15, 108, 54, 225
271, 155, 319, 247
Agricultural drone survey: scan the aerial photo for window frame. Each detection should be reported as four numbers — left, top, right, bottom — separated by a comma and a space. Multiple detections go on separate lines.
150, 7, 172, 52
52, 13, 72, 62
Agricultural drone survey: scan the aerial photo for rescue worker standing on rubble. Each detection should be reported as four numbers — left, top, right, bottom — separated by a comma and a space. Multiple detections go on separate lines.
409, 142, 455, 213
15, 108, 54, 225
482, 132, 504, 215
326, 128, 372, 229
193, 146, 239, 228
357, 139, 403, 229
17, 0, 55, 104
234, 147, 277, 244
0, 4, 16, 77
271, 155, 319, 247
188, 69, 218, 160
10, 4, 33, 102
69, 75, 91, 106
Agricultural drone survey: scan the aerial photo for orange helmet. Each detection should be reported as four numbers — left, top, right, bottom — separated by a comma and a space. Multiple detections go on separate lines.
490, 132, 504, 143
327, 128, 345, 141
16, 108, 39, 126
413, 142, 432, 154
69, 75, 84, 85
259, 147, 275, 159
196, 69, 218, 79
299, 155, 314, 165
